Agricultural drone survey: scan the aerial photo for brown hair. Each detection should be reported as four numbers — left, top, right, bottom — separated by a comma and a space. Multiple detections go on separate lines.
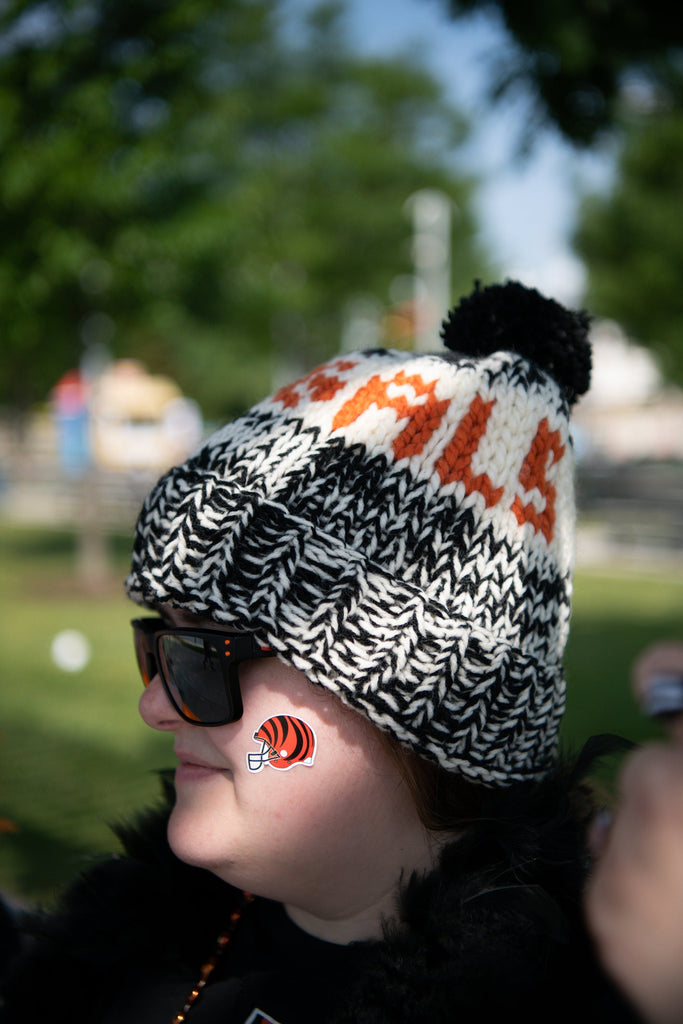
385, 732, 608, 839
384, 734, 488, 832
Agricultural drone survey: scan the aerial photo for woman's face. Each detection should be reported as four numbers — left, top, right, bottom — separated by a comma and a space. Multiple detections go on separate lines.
138, 606, 435, 941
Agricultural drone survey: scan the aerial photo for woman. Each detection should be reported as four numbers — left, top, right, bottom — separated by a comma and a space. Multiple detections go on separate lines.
1, 281, 638, 1022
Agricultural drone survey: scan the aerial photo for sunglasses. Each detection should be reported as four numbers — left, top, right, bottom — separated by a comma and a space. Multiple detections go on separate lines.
131, 618, 275, 726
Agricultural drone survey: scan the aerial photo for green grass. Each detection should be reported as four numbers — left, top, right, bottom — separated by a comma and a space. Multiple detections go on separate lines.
0, 523, 171, 905
0, 521, 682, 906
563, 569, 683, 747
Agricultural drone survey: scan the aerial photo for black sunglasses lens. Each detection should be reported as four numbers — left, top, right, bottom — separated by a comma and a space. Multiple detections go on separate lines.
158, 633, 238, 724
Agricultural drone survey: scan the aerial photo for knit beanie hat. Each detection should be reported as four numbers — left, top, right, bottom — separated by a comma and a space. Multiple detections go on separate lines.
126, 281, 591, 786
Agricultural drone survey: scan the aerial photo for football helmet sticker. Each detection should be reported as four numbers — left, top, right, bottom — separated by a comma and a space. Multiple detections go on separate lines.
243, 1010, 283, 1024
247, 714, 317, 773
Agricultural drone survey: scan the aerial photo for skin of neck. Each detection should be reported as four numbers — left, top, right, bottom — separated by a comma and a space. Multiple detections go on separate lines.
283, 828, 446, 944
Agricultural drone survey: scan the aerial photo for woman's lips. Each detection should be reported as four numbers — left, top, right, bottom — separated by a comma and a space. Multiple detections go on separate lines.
174, 750, 229, 781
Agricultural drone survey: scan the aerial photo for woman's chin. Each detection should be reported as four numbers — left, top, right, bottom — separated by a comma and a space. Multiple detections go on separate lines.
167, 803, 223, 870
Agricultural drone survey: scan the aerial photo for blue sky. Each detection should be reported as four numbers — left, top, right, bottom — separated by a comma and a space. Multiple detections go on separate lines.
284, 0, 616, 305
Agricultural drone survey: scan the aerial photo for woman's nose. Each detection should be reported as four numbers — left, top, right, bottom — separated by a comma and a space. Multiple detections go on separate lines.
138, 673, 182, 731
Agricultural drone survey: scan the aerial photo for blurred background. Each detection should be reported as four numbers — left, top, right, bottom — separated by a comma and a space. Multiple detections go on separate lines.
1, 0, 682, 907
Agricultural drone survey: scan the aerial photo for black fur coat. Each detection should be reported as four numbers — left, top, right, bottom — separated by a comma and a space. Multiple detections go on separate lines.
0, 751, 640, 1023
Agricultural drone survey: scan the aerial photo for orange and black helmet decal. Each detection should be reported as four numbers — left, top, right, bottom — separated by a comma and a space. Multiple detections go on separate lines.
247, 714, 317, 772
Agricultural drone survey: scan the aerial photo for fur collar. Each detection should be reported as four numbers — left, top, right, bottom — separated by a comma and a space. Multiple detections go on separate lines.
2, 744, 638, 1023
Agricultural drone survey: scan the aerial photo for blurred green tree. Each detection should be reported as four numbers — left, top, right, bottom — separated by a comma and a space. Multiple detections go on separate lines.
441, 0, 681, 147
574, 100, 683, 385
0, 0, 490, 421
438, 2, 683, 381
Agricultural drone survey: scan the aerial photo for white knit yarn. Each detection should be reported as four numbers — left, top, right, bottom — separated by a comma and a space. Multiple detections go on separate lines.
127, 346, 579, 785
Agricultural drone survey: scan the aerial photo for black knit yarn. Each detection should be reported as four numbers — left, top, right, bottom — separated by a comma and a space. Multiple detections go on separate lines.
440, 280, 592, 406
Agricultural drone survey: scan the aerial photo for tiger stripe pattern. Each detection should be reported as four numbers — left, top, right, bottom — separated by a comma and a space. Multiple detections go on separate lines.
247, 715, 317, 772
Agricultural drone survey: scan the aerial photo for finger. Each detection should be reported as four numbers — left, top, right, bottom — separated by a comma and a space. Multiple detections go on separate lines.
587, 807, 613, 860
616, 743, 683, 834
632, 642, 683, 737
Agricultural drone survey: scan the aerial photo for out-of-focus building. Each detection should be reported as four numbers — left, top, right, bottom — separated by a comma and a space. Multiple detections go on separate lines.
89, 359, 203, 472
1, 360, 204, 530
574, 320, 683, 463
574, 320, 683, 560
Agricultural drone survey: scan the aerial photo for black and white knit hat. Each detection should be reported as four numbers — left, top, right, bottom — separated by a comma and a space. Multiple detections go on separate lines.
126, 281, 591, 786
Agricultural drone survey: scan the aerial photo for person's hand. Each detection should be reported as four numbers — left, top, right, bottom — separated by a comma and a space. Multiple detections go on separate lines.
632, 643, 683, 741
585, 642, 683, 1024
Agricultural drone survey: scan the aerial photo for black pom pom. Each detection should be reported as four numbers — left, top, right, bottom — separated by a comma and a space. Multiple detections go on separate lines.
440, 280, 592, 405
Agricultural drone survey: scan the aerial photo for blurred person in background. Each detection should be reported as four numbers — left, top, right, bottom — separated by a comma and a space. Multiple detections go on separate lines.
587, 640, 683, 1024
0, 282, 637, 1023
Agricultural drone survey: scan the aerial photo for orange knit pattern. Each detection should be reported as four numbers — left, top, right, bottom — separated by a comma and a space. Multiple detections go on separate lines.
435, 395, 504, 508
272, 358, 567, 545
273, 359, 357, 409
511, 418, 565, 542
332, 371, 450, 460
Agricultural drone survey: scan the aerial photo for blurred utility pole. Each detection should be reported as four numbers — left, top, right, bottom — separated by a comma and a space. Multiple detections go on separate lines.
406, 189, 454, 353
74, 342, 112, 591
340, 295, 383, 353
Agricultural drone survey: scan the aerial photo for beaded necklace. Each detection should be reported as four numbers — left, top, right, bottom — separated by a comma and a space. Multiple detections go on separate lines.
172, 892, 254, 1024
